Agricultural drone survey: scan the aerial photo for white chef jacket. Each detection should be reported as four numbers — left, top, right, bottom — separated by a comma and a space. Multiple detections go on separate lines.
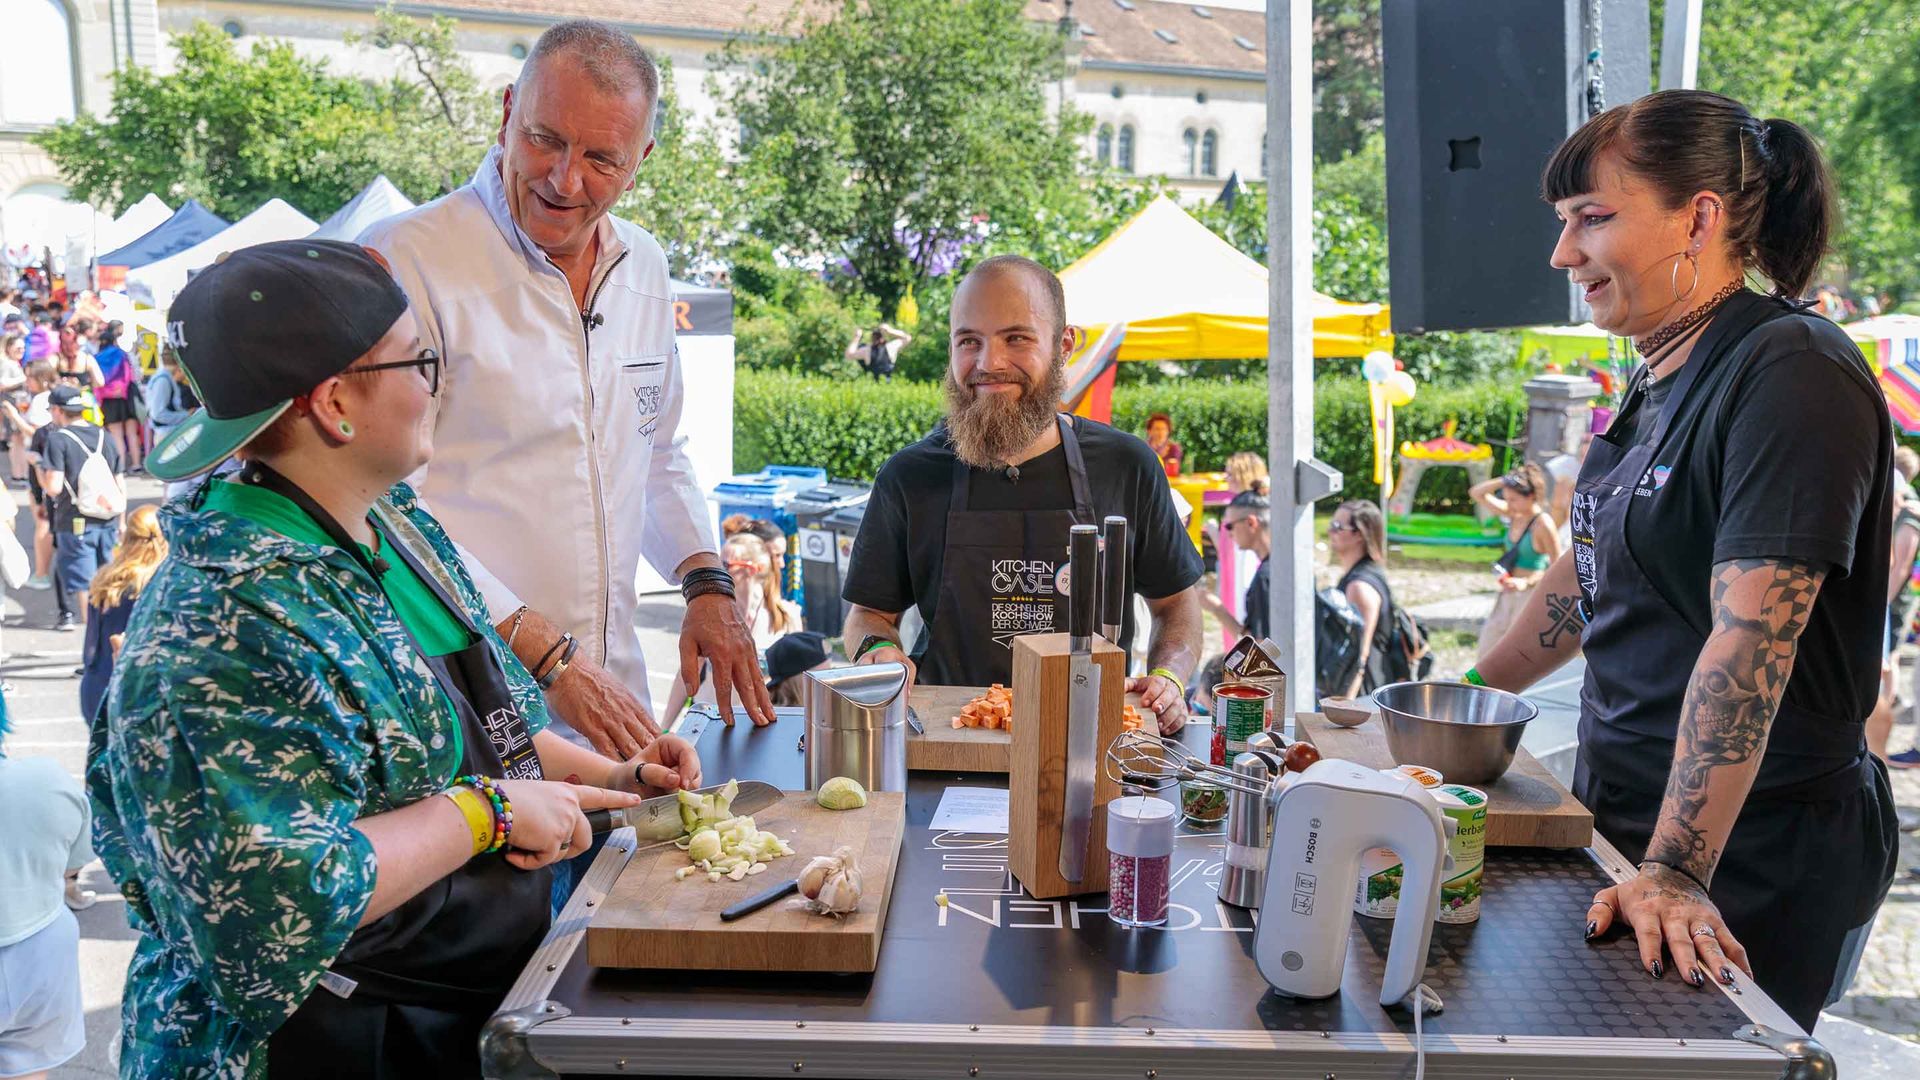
361, 146, 716, 736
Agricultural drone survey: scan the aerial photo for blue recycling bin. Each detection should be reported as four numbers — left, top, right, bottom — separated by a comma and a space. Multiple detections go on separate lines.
709, 465, 831, 602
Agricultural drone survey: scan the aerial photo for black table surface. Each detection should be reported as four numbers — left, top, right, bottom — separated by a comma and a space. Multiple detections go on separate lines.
552, 714, 1754, 1041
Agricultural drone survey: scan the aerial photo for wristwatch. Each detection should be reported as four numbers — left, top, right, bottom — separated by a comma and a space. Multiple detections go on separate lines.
854, 634, 900, 661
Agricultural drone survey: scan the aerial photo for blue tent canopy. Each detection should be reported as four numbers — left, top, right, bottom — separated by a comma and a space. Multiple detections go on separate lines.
96, 199, 228, 269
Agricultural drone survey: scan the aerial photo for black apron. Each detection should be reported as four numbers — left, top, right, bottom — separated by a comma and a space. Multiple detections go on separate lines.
918, 415, 1096, 686
242, 465, 552, 1079
1570, 302, 1897, 1030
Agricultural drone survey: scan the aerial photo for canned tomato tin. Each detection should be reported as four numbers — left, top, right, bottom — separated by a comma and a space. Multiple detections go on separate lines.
1212, 682, 1274, 764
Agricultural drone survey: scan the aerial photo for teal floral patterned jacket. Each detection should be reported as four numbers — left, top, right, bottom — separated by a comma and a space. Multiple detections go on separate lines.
86, 482, 550, 1079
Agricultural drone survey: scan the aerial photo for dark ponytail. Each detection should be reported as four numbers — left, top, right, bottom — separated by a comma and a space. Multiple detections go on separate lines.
1542, 90, 1835, 301
1751, 117, 1833, 300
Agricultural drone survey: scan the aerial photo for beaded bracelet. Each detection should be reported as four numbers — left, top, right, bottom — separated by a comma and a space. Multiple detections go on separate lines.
453, 773, 513, 854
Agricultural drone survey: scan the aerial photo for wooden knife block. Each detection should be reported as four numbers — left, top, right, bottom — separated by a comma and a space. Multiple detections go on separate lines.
1009, 633, 1126, 899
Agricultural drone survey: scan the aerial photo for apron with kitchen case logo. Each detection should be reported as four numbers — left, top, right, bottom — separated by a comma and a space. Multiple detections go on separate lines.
918, 414, 1096, 687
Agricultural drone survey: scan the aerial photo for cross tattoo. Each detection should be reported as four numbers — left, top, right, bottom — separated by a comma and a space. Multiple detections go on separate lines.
1538, 591, 1584, 650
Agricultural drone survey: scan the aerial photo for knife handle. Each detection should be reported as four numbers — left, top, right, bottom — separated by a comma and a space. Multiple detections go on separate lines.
585, 809, 617, 835
721, 878, 800, 921
1069, 525, 1099, 640
1101, 515, 1129, 634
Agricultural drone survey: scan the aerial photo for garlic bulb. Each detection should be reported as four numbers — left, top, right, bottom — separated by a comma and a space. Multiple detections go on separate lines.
795, 845, 864, 916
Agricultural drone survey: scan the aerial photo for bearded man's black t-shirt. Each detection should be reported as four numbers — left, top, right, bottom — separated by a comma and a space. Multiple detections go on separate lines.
842, 415, 1203, 660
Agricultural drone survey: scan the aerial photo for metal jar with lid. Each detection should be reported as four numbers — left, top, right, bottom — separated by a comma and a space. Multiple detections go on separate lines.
803, 662, 909, 793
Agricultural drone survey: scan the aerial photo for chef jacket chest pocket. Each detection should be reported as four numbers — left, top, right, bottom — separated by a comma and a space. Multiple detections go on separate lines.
616, 355, 669, 442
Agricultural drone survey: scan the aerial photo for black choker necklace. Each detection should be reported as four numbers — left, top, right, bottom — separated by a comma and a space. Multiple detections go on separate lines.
1636, 281, 1746, 366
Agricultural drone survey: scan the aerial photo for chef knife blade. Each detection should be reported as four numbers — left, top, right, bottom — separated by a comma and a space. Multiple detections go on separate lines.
585, 779, 783, 838
1060, 524, 1102, 884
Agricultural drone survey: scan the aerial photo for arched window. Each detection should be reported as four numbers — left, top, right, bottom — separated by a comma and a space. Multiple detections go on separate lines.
1095, 124, 1114, 166
1201, 130, 1219, 177
1117, 125, 1135, 173
1183, 128, 1198, 175
0, 0, 77, 126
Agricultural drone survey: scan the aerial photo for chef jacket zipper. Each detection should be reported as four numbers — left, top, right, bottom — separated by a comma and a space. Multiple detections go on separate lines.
556, 246, 629, 666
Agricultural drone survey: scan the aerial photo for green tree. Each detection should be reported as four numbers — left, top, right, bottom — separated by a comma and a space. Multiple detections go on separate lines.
1313, 1, 1385, 162
33, 13, 492, 220
723, 0, 1087, 318
616, 59, 743, 280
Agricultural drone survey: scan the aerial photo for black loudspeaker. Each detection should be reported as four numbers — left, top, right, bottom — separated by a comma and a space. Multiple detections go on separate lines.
1384, 0, 1650, 334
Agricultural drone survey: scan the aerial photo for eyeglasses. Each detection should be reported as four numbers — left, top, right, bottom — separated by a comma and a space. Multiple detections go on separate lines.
343, 348, 441, 396
1327, 520, 1358, 534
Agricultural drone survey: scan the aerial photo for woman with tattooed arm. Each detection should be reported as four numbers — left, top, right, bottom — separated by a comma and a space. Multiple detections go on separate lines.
1468, 91, 1898, 1029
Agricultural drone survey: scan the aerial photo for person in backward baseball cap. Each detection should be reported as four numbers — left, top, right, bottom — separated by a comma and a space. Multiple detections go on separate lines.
93, 238, 702, 1077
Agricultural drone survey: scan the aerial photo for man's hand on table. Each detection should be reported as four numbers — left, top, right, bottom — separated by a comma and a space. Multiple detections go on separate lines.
1585, 864, 1752, 988
680, 593, 775, 727
606, 734, 703, 797
858, 645, 918, 688
548, 654, 660, 760
1127, 673, 1189, 735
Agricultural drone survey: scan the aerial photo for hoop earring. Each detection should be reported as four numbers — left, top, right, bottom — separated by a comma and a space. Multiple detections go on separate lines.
1670, 252, 1700, 304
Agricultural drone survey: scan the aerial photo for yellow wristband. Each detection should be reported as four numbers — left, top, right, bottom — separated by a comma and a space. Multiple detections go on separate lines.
1148, 667, 1186, 699
442, 785, 493, 857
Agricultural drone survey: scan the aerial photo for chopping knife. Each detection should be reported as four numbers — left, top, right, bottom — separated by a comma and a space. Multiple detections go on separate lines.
1059, 524, 1102, 883
720, 877, 801, 921
585, 779, 782, 840
1100, 515, 1129, 644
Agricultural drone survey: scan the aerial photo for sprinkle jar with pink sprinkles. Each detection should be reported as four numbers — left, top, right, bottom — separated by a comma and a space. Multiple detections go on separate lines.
1106, 795, 1176, 928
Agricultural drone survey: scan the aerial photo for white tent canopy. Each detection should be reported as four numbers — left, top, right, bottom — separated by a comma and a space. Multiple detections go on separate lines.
97, 194, 173, 255
312, 176, 416, 241
126, 198, 317, 308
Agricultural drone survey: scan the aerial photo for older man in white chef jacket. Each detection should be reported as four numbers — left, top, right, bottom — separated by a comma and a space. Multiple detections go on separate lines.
362, 20, 774, 770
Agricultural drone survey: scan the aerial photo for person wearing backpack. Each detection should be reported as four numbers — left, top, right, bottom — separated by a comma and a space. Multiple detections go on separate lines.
1328, 499, 1399, 696
36, 385, 123, 631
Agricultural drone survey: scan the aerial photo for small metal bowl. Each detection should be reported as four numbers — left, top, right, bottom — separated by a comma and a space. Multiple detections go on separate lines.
1318, 696, 1374, 727
1373, 681, 1537, 785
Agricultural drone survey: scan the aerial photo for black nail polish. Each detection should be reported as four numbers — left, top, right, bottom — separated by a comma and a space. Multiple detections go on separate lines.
1721, 967, 1736, 985
1689, 969, 1705, 987
1585, 920, 1598, 940
1651, 959, 1664, 980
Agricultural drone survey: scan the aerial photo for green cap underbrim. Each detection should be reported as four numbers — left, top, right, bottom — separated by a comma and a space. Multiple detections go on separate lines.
147, 401, 293, 481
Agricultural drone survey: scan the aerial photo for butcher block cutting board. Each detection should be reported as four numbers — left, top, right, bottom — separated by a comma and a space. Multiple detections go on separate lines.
1295, 712, 1594, 849
907, 685, 1151, 773
587, 791, 906, 973
907, 685, 1010, 772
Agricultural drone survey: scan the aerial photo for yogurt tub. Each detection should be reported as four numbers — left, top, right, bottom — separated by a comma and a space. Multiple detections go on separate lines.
1354, 775, 1477, 920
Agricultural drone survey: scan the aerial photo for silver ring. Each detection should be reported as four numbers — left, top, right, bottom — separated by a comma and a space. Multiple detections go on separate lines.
1691, 926, 1716, 940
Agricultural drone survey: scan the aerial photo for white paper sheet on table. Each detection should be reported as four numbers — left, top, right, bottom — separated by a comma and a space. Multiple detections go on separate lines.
929, 787, 1010, 834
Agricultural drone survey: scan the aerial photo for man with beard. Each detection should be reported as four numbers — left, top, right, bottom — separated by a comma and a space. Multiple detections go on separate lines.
841, 256, 1203, 734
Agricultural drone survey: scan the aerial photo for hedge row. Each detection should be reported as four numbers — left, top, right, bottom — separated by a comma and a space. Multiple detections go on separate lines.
734, 371, 1530, 512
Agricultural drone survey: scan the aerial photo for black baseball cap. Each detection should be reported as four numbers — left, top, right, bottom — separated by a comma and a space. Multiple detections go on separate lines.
765, 631, 831, 689
148, 240, 409, 481
48, 386, 89, 413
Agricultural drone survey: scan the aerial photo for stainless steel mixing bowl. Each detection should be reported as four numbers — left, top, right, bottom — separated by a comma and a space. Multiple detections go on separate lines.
1372, 681, 1537, 785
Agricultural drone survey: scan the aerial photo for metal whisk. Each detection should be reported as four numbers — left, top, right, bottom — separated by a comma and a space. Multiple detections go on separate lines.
1103, 729, 1270, 799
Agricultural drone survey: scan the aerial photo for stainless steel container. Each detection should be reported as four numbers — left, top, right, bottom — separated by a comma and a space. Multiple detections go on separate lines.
804, 662, 909, 793
1217, 751, 1274, 909
1372, 680, 1536, 785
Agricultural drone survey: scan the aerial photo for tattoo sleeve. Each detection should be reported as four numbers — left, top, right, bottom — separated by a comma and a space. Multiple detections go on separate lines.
1644, 557, 1824, 885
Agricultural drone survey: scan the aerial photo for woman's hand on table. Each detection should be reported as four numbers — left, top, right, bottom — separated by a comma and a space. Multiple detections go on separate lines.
608, 734, 703, 797
1585, 863, 1751, 988
1127, 673, 1189, 735
497, 780, 643, 871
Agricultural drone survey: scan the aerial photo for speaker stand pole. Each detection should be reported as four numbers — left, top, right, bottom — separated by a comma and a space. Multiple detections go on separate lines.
1659, 0, 1702, 91
1267, 0, 1323, 716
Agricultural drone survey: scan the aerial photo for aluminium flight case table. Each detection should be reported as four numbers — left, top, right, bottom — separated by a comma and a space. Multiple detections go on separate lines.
484, 712, 1832, 1079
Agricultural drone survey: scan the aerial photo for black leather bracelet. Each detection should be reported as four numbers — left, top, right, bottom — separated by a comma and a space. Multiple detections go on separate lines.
683, 578, 735, 601
532, 632, 573, 684
1640, 858, 1711, 894
681, 566, 735, 601
538, 635, 580, 691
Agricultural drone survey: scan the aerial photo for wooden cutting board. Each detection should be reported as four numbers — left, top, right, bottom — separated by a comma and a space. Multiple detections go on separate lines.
907, 685, 1011, 773
586, 791, 907, 973
1295, 712, 1594, 849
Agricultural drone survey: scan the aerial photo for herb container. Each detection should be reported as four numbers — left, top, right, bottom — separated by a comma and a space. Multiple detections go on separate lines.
1178, 778, 1230, 830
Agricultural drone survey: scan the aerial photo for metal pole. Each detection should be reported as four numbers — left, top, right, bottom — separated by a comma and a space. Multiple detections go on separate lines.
1267, 0, 1315, 716
1659, 0, 1702, 90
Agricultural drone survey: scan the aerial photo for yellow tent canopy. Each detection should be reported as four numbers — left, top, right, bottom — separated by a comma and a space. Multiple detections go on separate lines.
1058, 195, 1392, 361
